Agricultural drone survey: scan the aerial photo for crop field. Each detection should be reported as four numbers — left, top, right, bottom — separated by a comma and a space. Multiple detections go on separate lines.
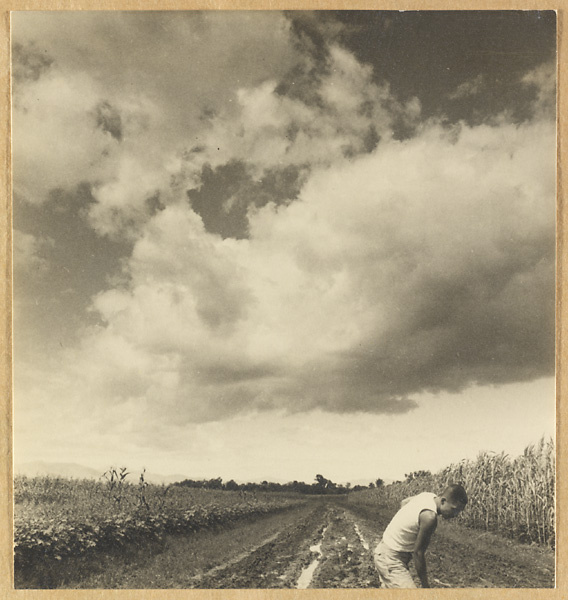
14, 442, 555, 590
351, 437, 555, 548
14, 472, 303, 588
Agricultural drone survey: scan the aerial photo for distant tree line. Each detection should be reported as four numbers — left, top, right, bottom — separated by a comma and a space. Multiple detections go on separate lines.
173, 474, 386, 495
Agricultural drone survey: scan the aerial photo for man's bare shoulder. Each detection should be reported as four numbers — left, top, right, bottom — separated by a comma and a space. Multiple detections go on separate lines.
419, 509, 438, 528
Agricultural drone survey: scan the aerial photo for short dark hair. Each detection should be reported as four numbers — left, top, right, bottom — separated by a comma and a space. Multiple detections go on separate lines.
442, 483, 468, 505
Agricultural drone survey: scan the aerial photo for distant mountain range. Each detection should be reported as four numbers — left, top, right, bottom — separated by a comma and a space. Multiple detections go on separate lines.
14, 461, 189, 485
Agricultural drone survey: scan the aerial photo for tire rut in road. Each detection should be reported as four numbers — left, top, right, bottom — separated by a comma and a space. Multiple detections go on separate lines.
194, 504, 333, 588
310, 508, 381, 589
69, 502, 319, 589
185, 529, 283, 587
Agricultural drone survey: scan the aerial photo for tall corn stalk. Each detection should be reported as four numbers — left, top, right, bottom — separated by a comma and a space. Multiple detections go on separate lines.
366, 437, 555, 547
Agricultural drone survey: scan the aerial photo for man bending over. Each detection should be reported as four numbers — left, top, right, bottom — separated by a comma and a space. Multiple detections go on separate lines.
374, 484, 468, 588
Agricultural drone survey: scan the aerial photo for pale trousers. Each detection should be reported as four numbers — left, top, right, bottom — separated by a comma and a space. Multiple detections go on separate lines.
373, 540, 417, 588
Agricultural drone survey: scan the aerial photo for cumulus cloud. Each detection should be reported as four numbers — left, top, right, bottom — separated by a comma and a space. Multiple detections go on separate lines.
521, 61, 556, 119
12, 13, 421, 241
189, 45, 418, 179
12, 69, 113, 203
179, 43, 423, 240
12, 13, 556, 427
41, 111, 554, 424
11, 11, 301, 236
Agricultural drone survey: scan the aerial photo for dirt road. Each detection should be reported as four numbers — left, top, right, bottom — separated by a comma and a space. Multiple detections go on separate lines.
68, 497, 554, 589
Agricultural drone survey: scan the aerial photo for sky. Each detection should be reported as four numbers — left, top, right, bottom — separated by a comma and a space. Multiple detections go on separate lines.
11, 11, 557, 484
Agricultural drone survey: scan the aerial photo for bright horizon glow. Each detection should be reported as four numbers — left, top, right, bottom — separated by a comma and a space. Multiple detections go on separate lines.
15, 377, 555, 484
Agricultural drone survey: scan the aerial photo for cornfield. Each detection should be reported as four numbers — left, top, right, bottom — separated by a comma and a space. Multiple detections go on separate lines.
352, 437, 555, 547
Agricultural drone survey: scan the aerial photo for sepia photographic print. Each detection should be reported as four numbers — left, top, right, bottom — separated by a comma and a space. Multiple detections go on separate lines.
6, 7, 561, 595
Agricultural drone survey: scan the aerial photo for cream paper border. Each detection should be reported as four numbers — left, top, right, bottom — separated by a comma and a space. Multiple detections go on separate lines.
0, 3, 564, 599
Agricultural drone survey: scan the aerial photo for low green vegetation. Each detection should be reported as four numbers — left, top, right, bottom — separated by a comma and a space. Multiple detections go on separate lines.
14, 468, 303, 587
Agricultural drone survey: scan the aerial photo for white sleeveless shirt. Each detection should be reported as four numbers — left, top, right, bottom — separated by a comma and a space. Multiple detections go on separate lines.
382, 492, 438, 552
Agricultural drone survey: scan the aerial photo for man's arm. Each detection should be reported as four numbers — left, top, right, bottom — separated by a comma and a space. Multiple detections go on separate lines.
413, 510, 437, 588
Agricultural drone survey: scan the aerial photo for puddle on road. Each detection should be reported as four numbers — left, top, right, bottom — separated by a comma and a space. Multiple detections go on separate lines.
354, 523, 370, 550
296, 526, 329, 589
